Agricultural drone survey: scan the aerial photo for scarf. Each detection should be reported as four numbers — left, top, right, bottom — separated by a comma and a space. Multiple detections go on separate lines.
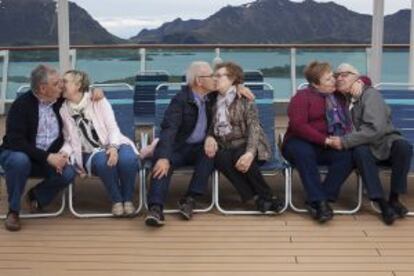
325, 93, 352, 136
214, 86, 237, 137
67, 93, 102, 151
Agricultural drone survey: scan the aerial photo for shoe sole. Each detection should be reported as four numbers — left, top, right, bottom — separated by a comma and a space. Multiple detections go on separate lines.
4, 223, 21, 232
145, 216, 165, 227
179, 209, 192, 220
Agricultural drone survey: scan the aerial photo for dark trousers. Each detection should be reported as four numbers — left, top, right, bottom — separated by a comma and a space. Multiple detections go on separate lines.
0, 150, 76, 213
352, 139, 413, 200
214, 147, 272, 202
147, 143, 214, 208
282, 138, 354, 203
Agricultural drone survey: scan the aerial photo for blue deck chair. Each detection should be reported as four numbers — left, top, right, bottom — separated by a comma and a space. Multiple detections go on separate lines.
134, 71, 169, 126
214, 82, 290, 215
243, 70, 264, 90
0, 85, 66, 219
287, 84, 363, 215
141, 82, 215, 214
370, 83, 414, 216
68, 83, 143, 218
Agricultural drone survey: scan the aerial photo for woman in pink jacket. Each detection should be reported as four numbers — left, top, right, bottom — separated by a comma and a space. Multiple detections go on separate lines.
59, 70, 139, 217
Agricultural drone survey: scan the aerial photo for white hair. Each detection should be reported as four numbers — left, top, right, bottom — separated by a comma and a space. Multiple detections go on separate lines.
186, 61, 211, 86
336, 63, 360, 76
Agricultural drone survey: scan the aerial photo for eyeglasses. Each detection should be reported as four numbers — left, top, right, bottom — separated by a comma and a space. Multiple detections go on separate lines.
334, 71, 356, 78
213, 73, 229, 79
198, 74, 213, 78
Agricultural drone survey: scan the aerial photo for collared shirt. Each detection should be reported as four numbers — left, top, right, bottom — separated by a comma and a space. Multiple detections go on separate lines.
33, 93, 59, 151
186, 91, 207, 144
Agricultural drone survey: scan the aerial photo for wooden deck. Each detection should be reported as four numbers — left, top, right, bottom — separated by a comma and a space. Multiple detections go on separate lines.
1, 116, 414, 275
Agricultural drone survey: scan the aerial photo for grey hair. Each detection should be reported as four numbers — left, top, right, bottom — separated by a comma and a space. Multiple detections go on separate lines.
336, 63, 360, 76
185, 61, 211, 86
30, 64, 58, 93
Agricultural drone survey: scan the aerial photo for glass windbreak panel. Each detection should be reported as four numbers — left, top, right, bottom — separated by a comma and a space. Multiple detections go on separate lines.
295, 48, 367, 91
145, 48, 215, 82
381, 48, 409, 83
8, 50, 59, 99
220, 48, 291, 101
76, 48, 140, 87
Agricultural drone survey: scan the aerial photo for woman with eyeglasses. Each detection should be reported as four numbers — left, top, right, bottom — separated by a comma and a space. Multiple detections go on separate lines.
204, 61, 283, 213
282, 61, 354, 223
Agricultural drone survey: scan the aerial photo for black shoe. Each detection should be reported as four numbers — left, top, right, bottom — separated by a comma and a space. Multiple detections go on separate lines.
380, 204, 398, 225
178, 196, 196, 220
389, 200, 409, 218
270, 197, 284, 213
145, 205, 165, 227
256, 196, 273, 213
305, 201, 333, 223
25, 189, 42, 213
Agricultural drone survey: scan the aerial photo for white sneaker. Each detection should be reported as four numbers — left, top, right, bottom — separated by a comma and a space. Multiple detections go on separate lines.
112, 202, 124, 217
124, 201, 135, 217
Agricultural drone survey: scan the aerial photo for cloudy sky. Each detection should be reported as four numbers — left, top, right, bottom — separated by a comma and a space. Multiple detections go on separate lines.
71, 0, 412, 38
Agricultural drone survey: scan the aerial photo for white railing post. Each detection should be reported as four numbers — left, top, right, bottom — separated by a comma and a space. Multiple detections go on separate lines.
212, 47, 223, 66
139, 48, 146, 73
57, 0, 71, 74
369, 0, 384, 85
0, 50, 9, 115
69, 49, 77, 69
290, 48, 297, 97
408, 0, 414, 85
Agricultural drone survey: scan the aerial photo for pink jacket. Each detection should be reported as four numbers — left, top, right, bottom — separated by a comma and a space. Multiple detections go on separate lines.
59, 98, 138, 173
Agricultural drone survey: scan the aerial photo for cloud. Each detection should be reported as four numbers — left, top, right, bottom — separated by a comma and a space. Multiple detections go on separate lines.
97, 16, 165, 38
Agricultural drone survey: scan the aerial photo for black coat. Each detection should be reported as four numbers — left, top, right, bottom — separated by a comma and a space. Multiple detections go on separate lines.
0, 91, 64, 164
154, 86, 216, 160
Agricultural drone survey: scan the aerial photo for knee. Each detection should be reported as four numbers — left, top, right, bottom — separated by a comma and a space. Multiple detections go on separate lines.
283, 139, 315, 162
352, 146, 372, 160
6, 152, 31, 172
393, 140, 413, 158
92, 153, 110, 172
61, 165, 76, 184
118, 153, 139, 170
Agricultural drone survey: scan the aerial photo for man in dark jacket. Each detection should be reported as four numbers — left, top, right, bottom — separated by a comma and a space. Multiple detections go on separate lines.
331, 63, 413, 225
144, 61, 217, 226
0, 64, 76, 231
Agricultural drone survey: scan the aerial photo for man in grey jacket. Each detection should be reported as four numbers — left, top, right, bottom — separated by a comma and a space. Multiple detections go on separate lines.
330, 63, 413, 225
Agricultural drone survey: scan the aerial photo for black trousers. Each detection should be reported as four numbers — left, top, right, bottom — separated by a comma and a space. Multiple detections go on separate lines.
214, 146, 272, 202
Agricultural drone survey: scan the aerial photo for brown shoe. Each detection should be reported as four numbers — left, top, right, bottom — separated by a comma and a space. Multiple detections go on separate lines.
4, 212, 21, 231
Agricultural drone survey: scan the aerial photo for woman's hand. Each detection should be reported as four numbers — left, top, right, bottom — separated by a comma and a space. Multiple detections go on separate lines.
236, 85, 255, 101
106, 147, 118, 166
350, 79, 364, 97
235, 152, 254, 173
204, 136, 218, 158
90, 88, 105, 102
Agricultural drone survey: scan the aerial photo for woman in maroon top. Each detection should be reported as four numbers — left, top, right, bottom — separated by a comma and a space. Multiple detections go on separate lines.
282, 61, 354, 223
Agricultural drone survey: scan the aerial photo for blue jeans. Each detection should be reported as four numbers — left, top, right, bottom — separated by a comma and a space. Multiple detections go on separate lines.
352, 140, 413, 200
0, 149, 76, 213
283, 138, 354, 203
147, 143, 214, 208
83, 144, 139, 203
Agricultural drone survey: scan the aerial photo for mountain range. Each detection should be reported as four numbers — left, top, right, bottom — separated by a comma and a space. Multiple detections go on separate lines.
0, 0, 411, 46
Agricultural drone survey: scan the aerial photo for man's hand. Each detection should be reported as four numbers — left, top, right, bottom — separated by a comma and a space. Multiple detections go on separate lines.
152, 158, 170, 179
328, 136, 343, 150
236, 85, 255, 101
235, 152, 254, 173
90, 88, 105, 102
204, 136, 218, 159
47, 153, 69, 174
106, 147, 118, 167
